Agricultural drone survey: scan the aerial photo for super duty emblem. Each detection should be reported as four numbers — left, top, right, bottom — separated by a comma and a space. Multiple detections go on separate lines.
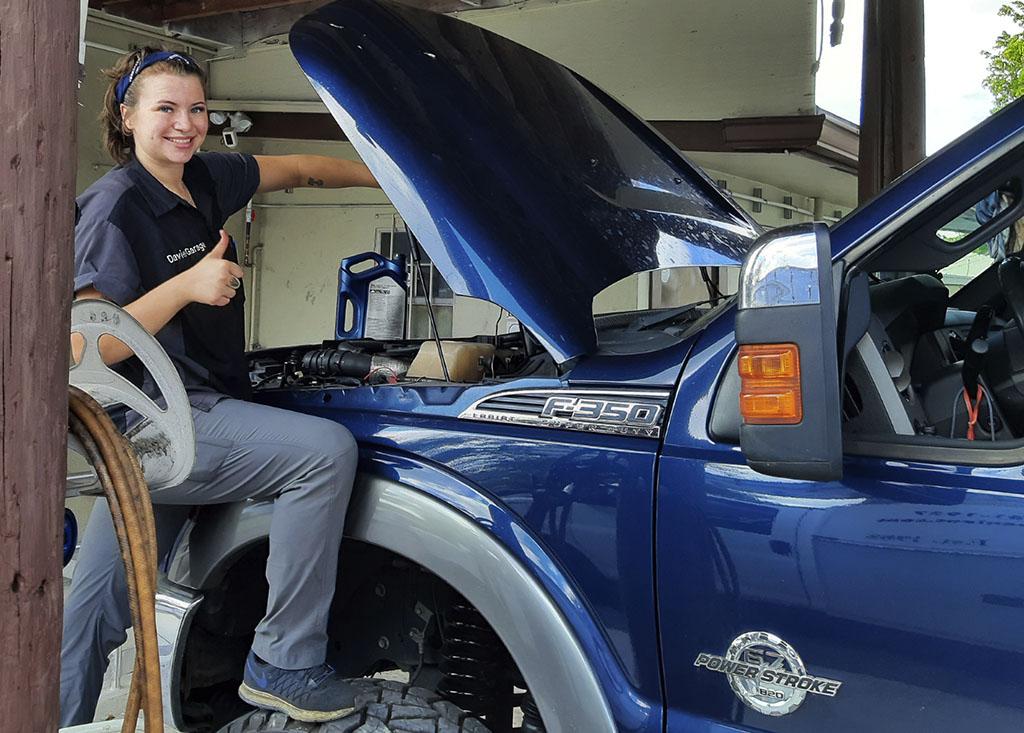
459, 389, 669, 438
694, 631, 843, 716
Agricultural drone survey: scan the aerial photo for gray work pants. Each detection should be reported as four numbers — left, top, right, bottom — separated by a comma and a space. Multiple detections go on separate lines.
60, 398, 358, 727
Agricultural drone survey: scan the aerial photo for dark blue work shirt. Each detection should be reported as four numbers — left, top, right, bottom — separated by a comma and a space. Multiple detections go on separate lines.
74, 152, 261, 410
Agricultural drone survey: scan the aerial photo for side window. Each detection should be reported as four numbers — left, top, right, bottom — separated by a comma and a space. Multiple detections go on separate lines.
938, 245, 1004, 295
841, 183, 1024, 448
938, 191, 1019, 295
377, 228, 454, 338
937, 189, 1014, 247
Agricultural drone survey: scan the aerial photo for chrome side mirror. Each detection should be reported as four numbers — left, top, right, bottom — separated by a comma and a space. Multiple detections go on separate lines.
736, 223, 842, 481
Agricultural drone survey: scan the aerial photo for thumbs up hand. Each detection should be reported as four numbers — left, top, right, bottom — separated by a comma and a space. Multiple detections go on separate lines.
183, 230, 244, 306
202, 230, 231, 261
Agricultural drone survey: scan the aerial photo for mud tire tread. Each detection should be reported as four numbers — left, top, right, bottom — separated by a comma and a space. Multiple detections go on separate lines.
217, 678, 490, 733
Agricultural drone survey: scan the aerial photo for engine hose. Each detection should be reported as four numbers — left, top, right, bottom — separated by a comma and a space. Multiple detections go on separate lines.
68, 387, 163, 733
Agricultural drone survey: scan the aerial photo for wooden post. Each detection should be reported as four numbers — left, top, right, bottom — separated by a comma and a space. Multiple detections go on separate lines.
858, 0, 926, 203
0, 1, 79, 730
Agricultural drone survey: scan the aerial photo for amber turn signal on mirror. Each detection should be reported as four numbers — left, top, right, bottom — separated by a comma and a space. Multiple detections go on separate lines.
738, 344, 803, 425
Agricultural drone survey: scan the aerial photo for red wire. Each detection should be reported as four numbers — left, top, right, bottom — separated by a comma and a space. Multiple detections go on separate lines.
962, 385, 983, 441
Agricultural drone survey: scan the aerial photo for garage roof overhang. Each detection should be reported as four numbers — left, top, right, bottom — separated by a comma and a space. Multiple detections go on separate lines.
204, 101, 860, 180
657, 110, 860, 175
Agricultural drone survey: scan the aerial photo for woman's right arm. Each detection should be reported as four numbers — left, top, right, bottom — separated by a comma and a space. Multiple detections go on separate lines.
72, 230, 242, 365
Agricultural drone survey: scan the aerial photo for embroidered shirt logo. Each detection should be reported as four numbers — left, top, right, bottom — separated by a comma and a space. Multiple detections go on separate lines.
167, 242, 207, 264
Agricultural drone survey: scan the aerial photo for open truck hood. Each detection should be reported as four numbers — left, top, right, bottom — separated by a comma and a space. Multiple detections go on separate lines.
290, 0, 758, 362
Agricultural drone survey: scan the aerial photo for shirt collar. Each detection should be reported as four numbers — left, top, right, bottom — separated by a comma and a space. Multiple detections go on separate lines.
126, 157, 180, 217
126, 156, 211, 220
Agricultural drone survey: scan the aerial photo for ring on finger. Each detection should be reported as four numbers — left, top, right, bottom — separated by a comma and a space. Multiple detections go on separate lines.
229, 276, 241, 290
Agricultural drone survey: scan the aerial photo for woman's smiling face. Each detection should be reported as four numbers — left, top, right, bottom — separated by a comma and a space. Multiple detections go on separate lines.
122, 71, 208, 169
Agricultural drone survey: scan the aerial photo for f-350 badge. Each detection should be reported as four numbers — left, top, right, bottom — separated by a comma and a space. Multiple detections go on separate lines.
694, 631, 842, 716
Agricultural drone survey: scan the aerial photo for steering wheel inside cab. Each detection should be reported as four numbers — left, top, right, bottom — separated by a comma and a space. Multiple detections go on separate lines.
998, 254, 1024, 340
960, 253, 1024, 435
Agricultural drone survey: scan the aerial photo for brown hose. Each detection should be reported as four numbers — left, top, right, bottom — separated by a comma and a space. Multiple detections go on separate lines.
69, 387, 163, 733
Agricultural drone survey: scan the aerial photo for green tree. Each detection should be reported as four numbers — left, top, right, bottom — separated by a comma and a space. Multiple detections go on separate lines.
984, 2, 1024, 111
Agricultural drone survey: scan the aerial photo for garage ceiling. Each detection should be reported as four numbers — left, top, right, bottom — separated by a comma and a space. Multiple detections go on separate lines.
464, 0, 817, 121
90, 0, 818, 121
87, 0, 510, 24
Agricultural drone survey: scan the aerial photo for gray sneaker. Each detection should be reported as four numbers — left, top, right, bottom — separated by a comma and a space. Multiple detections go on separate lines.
238, 651, 357, 723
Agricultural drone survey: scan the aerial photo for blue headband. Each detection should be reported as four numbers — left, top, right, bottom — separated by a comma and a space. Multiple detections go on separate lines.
115, 51, 200, 104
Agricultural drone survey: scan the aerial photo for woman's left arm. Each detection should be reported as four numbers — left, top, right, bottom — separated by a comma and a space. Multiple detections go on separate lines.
254, 155, 379, 194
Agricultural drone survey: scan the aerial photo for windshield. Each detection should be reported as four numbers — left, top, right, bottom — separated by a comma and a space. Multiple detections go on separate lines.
590, 265, 740, 353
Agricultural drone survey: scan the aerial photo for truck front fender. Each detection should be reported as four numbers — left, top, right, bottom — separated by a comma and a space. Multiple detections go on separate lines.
168, 449, 627, 733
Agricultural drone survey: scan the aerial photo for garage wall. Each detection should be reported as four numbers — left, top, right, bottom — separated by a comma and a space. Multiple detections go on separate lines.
701, 165, 851, 229
223, 138, 394, 347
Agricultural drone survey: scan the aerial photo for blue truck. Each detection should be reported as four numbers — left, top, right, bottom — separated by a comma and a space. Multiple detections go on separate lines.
148, 1, 1024, 731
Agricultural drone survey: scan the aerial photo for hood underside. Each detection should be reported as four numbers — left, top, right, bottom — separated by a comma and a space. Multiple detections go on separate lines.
290, 0, 758, 362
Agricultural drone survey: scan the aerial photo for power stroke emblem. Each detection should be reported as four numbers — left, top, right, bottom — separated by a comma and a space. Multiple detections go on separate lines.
694, 632, 842, 716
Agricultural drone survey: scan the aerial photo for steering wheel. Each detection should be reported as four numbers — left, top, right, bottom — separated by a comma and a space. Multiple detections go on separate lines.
998, 254, 1024, 339
69, 299, 195, 491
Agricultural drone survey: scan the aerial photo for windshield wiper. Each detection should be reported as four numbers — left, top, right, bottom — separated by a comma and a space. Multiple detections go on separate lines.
631, 303, 702, 331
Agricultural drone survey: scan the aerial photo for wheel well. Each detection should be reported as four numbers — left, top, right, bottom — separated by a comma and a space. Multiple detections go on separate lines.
179, 538, 529, 732
174, 471, 616, 733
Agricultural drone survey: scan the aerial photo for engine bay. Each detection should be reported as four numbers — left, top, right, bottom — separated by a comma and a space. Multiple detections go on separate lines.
248, 329, 555, 391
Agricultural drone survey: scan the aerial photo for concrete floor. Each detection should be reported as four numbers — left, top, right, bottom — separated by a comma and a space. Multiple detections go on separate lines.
56, 628, 174, 732
61, 537, 181, 733
61, 722, 146, 732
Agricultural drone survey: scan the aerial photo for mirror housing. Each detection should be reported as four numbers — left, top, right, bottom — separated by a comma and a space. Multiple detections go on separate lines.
736, 223, 842, 481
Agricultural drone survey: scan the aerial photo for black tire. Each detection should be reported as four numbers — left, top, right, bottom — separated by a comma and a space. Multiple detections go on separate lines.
216, 678, 492, 733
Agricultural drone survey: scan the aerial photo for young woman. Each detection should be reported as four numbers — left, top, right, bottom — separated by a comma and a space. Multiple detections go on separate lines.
62, 48, 378, 725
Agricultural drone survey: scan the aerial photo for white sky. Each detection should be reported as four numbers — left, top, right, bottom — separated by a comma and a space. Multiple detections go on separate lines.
815, 0, 1018, 154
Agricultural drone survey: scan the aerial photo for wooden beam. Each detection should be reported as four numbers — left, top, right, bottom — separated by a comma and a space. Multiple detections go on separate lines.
0, 1, 78, 730
653, 115, 826, 154
167, 1, 330, 47
858, 0, 925, 203
242, 111, 348, 140
159, 0, 316, 22
92, 0, 164, 24
391, 0, 514, 11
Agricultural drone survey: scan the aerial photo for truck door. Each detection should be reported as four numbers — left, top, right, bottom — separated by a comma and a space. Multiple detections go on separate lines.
657, 406, 1024, 732
655, 224, 1024, 732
